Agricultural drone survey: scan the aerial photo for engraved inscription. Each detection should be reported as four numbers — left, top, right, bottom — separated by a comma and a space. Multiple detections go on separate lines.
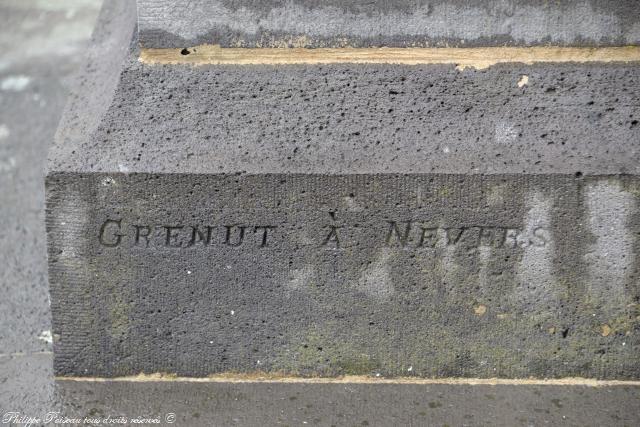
98, 218, 549, 250
99, 219, 277, 248
98, 219, 123, 247
321, 226, 342, 248
384, 221, 549, 249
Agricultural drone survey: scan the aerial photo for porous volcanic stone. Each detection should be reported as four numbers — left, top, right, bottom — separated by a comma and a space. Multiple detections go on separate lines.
137, 0, 640, 48
46, 0, 640, 378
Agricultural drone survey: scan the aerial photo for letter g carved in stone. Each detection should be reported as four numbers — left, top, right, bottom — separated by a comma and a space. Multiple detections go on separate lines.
99, 219, 124, 247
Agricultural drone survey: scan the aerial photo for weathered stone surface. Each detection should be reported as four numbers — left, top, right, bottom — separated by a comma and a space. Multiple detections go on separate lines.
47, 0, 640, 378
137, 0, 640, 48
47, 172, 640, 378
49, 62, 640, 175
4, 354, 640, 426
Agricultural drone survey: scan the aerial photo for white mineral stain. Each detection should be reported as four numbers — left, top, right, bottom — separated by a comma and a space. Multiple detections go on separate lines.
474, 304, 487, 316
477, 245, 492, 292
584, 180, 633, 316
55, 188, 90, 279
38, 330, 52, 344
0, 124, 9, 140
101, 177, 116, 186
1, 75, 31, 91
515, 191, 556, 310
494, 121, 518, 144
486, 184, 507, 206
287, 265, 314, 293
343, 195, 364, 212
441, 229, 458, 285
356, 248, 395, 300
517, 75, 529, 88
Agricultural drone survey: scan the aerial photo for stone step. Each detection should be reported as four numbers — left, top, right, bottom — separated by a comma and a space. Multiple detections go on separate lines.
5, 353, 640, 426
46, 0, 640, 378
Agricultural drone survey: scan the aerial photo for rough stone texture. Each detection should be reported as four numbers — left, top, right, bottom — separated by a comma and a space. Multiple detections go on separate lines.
137, 0, 640, 48
49, 61, 640, 175
46, 173, 640, 378
38, 376, 640, 426
49, 0, 137, 172
46, 0, 640, 378
4, 354, 640, 426
4, 0, 640, 423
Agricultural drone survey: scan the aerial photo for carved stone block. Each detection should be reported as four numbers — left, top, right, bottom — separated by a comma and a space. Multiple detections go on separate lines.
46, 0, 640, 378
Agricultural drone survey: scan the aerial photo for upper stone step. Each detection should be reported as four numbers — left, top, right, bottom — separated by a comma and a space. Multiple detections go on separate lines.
137, 0, 640, 48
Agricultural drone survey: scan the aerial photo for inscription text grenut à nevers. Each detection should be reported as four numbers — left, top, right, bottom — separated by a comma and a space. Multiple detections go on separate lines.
98, 218, 549, 250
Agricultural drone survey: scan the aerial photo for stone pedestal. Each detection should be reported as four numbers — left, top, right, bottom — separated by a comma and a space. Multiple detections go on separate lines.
46, 0, 640, 378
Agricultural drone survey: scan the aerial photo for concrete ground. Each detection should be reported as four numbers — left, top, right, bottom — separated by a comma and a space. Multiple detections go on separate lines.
0, 1, 639, 425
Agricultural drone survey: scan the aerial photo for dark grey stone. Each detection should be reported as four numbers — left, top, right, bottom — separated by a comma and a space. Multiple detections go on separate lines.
5, 0, 640, 423
44, 377, 640, 426
46, 172, 640, 378
47, 0, 640, 378
4, 354, 640, 426
137, 0, 640, 48
49, 58, 640, 176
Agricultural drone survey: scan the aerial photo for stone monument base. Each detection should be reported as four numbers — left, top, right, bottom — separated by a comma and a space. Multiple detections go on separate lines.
46, 0, 640, 378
